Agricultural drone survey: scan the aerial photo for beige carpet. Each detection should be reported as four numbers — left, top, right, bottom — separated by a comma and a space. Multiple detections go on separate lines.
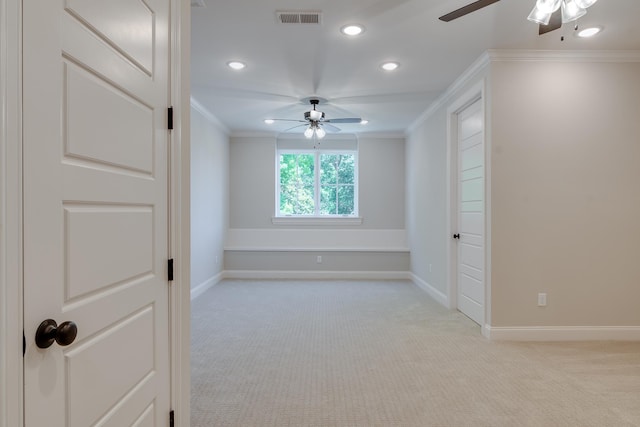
191, 280, 640, 426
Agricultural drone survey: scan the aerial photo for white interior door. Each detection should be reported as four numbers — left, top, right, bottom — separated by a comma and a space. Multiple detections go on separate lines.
23, 1, 171, 426
456, 98, 485, 325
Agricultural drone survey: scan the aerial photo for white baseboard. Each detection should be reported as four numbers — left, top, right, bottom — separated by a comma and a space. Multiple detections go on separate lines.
190, 273, 224, 300
223, 270, 411, 280
485, 325, 640, 341
410, 273, 448, 307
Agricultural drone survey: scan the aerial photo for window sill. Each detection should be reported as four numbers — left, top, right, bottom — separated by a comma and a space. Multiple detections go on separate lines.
271, 216, 363, 226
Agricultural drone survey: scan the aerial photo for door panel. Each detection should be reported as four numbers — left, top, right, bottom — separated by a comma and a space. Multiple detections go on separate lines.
66, 307, 155, 427
456, 98, 485, 325
65, 0, 155, 75
23, 1, 170, 426
65, 61, 154, 173
65, 206, 153, 298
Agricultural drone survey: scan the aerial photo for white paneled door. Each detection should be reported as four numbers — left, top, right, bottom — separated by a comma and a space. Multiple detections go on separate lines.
456, 98, 485, 325
23, 1, 171, 426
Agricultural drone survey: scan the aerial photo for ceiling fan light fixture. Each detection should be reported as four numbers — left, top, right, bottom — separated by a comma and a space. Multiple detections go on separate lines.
341, 24, 364, 36
535, 0, 562, 13
527, 5, 552, 25
315, 126, 326, 139
304, 126, 314, 139
561, 0, 586, 23
574, 0, 598, 8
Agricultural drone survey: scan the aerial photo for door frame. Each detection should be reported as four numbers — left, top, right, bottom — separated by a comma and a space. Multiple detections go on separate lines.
445, 79, 492, 337
0, 1, 191, 425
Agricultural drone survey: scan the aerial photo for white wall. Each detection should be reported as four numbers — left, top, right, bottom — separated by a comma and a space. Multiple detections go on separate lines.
407, 51, 640, 334
406, 58, 489, 300
406, 109, 449, 295
489, 56, 640, 327
227, 134, 408, 275
229, 135, 406, 230
190, 102, 229, 294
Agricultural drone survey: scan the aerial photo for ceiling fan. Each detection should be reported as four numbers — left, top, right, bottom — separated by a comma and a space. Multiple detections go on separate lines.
267, 98, 362, 139
438, 0, 599, 36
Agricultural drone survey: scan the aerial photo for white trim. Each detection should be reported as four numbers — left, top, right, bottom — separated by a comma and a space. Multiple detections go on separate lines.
446, 81, 487, 318
275, 149, 359, 218
487, 49, 640, 63
224, 270, 411, 280
231, 131, 280, 139
406, 49, 640, 137
352, 132, 406, 139
0, 0, 22, 425
170, 0, 191, 425
190, 95, 230, 135
410, 274, 448, 307
225, 247, 409, 253
485, 325, 640, 341
191, 273, 223, 300
226, 228, 408, 251
231, 131, 407, 140
271, 216, 363, 226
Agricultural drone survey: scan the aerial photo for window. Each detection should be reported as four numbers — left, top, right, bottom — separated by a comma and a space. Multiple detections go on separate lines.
277, 150, 358, 217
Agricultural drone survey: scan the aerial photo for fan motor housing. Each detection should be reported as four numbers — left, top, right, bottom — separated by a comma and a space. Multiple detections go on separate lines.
305, 110, 325, 121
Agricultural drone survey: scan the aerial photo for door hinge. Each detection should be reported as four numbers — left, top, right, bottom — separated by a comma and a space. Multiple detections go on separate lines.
169, 410, 175, 427
23, 331, 26, 356
168, 258, 174, 282
168, 107, 174, 130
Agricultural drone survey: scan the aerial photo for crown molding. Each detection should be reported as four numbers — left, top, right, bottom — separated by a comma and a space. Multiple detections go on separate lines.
406, 48, 640, 135
231, 131, 405, 140
487, 49, 640, 63
406, 51, 490, 135
230, 131, 279, 139
190, 96, 231, 135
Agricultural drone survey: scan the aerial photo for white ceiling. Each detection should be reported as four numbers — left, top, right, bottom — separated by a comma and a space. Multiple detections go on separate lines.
191, 0, 640, 136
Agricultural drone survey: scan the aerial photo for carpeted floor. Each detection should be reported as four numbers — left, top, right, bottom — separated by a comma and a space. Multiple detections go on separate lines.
191, 280, 640, 426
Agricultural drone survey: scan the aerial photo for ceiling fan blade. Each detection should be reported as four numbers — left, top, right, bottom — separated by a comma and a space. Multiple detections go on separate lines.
270, 118, 307, 123
325, 118, 362, 124
282, 124, 308, 133
323, 123, 341, 133
539, 9, 562, 35
438, 0, 500, 22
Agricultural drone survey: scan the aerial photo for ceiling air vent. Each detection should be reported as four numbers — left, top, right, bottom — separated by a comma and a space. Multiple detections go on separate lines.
276, 11, 322, 25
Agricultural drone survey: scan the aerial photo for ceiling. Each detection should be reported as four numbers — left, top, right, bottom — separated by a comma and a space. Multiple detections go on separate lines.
191, 0, 640, 137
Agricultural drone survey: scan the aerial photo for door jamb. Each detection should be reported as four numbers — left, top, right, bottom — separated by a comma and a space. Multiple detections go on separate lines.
445, 80, 491, 334
170, 0, 191, 425
0, 0, 23, 425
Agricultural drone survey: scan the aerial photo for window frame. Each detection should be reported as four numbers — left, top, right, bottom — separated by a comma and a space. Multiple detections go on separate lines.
276, 148, 359, 219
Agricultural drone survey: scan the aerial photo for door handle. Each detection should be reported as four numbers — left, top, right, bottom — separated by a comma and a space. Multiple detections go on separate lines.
35, 319, 78, 349
453, 233, 460, 239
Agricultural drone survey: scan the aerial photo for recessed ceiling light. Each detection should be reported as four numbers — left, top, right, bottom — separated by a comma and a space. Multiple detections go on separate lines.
381, 62, 400, 71
264, 119, 275, 125
341, 24, 364, 36
360, 119, 369, 125
227, 61, 246, 70
576, 26, 602, 38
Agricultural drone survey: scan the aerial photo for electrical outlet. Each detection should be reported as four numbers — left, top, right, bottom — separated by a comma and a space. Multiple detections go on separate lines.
538, 293, 547, 307
316, 255, 322, 264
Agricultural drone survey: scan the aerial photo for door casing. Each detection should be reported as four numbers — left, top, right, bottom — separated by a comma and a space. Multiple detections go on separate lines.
446, 79, 492, 337
0, 0, 191, 425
